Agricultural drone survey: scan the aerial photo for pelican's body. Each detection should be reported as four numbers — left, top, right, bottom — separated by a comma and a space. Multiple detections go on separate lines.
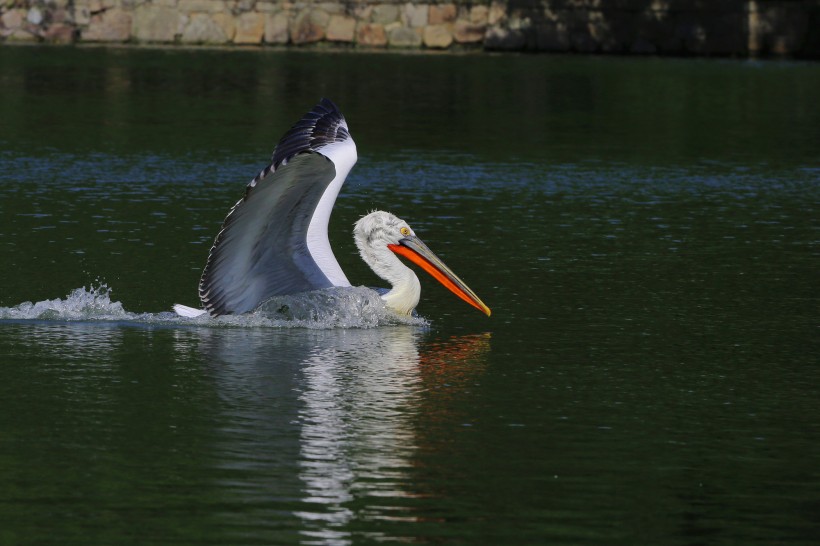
175, 99, 489, 319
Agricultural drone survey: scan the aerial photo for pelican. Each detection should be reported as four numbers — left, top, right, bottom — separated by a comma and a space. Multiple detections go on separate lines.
173, 99, 490, 319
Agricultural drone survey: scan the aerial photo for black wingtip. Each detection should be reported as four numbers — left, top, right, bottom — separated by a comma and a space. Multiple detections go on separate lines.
270, 99, 350, 169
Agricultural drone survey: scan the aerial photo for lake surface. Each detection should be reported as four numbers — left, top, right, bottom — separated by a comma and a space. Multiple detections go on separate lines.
0, 46, 818, 545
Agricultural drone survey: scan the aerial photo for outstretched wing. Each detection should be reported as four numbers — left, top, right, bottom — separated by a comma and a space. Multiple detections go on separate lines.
199, 99, 357, 316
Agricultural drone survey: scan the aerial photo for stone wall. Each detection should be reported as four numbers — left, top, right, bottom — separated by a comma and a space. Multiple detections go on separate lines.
1, 0, 818, 57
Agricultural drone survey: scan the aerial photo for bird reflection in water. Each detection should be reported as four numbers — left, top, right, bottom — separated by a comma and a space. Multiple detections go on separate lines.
177, 326, 490, 544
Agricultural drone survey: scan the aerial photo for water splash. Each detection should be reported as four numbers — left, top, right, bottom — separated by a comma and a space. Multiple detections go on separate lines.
0, 285, 426, 329
0, 285, 127, 321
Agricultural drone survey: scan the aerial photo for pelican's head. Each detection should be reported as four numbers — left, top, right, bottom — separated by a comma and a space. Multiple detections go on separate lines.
354, 211, 491, 317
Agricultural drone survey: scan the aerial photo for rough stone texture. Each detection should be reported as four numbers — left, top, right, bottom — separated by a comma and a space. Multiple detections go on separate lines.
423, 22, 451, 48
264, 12, 289, 43
6, 27, 37, 40
372, 3, 399, 24
212, 12, 235, 41
326, 14, 355, 42
43, 22, 75, 43
83, 8, 131, 41
26, 7, 42, 25
356, 22, 386, 46
352, 4, 372, 21
2, 0, 818, 58
470, 5, 488, 26
428, 3, 456, 24
291, 8, 324, 44
235, 0, 255, 13
453, 19, 484, 43
178, 0, 225, 14
133, 5, 178, 42
181, 12, 233, 43
403, 3, 428, 28
234, 11, 265, 43
256, 1, 279, 13
310, 8, 330, 28
488, 1, 506, 25
387, 25, 420, 47
72, 4, 91, 25
50, 8, 69, 24
2, 8, 26, 30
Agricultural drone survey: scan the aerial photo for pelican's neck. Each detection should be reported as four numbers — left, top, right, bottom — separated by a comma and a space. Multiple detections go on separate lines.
381, 261, 421, 316
357, 242, 421, 316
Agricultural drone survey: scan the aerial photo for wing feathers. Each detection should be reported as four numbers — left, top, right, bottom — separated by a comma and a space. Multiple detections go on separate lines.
271, 98, 351, 169
198, 99, 357, 317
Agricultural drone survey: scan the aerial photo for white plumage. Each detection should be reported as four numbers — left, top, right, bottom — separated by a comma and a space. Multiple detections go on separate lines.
176, 99, 490, 319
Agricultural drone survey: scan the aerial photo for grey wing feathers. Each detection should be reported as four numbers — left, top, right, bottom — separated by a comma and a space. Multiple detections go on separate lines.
199, 153, 339, 316
197, 98, 354, 317
271, 98, 350, 169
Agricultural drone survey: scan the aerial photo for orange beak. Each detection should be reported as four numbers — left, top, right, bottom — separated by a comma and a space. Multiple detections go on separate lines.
388, 236, 491, 316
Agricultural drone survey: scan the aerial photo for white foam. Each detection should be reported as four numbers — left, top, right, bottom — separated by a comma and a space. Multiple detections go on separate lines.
0, 285, 427, 330
0, 285, 129, 321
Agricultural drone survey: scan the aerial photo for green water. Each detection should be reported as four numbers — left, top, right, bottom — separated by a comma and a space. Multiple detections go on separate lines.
0, 46, 818, 544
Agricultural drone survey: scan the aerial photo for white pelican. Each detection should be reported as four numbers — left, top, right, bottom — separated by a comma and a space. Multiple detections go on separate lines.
174, 99, 490, 319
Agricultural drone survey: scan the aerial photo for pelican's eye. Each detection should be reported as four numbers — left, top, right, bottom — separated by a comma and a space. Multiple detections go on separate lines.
400, 227, 411, 236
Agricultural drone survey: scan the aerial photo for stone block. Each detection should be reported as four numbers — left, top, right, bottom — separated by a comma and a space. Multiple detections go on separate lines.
178, 0, 225, 15
356, 22, 386, 46
5, 27, 37, 41
423, 22, 452, 48
290, 8, 323, 44
309, 8, 329, 28
315, 2, 345, 15
178, 13, 189, 35
453, 19, 484, 43
26, 7, 43, 25
234, 11, 264, 43
73, 5, 91, 25
388, 25, 421, 47
470, 5, 488, 26
1, 8, 26, 29
403, 3, 427, 28
48, 8, 68, 23
326, 14, 355, 42
352, 4, 372, 21
86, 0, 103, 14
488, 1, 505, 25
235, 0, 255, 13
83, 8, 132, 41
264, 11, 288, 43
372, 4, 399, 25
428, 3, 456, 25
212, 12, 235, 39
43, 22, 76, 43
180, 12, 232, 43
256, 1, 279, 13
133, 5, 178, 42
